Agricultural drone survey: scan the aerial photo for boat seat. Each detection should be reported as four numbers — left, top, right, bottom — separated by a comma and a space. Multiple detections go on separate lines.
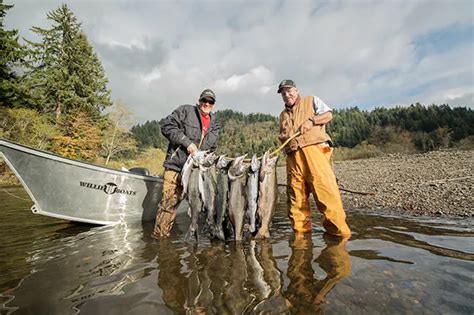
128, 167, 150, 176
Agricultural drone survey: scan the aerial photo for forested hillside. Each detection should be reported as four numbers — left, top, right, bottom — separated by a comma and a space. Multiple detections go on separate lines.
131, 104, 474, 157
330, 104, 473, 150
131, 110, 280, 156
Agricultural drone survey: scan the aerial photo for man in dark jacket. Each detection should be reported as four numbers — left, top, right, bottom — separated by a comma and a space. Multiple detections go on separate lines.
153, 89, 220, 238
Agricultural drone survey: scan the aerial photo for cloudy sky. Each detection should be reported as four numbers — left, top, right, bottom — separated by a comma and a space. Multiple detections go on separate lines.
5, 0, 474, 122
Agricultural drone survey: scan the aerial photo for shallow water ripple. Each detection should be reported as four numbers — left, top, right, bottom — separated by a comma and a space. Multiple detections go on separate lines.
1, 188, 473, 314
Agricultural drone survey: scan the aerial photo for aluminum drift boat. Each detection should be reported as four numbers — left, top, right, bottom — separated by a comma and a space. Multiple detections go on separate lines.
0, 139, 162, 225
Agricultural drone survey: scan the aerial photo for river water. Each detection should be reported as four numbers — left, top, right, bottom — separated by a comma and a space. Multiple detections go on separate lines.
0, 187, 473, 314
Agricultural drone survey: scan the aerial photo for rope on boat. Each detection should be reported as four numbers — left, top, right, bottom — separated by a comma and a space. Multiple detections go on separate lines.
1, 188, 31, 201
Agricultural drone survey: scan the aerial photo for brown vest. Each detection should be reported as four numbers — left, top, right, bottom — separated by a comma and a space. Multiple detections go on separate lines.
279, 95, 332, 153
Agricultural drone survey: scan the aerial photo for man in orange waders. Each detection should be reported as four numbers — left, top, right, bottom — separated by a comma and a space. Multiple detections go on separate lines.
277, 79, 351, 237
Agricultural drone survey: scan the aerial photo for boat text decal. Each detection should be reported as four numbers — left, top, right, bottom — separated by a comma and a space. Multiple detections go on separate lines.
79, 181, 137, 195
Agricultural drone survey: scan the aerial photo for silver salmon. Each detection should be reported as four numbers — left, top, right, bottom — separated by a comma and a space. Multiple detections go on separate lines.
184, 152, 206, 242
228, 154, 248, 241
252, 240, 289, 313
181, 150, 206, 199
246, 154, 260, 233
214, 155, 231, 240
200, 152, 218, 232
255, 151, 278, 239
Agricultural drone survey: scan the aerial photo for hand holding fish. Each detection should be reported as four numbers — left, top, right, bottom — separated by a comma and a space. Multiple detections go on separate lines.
187, 143, 198, 156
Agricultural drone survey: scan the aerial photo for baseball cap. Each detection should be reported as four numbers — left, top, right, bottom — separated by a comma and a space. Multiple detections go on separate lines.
277, 79, 296, 93
199, 89, 216, 101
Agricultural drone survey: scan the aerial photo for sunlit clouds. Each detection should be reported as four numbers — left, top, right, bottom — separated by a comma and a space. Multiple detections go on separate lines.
6, 0, 473, 122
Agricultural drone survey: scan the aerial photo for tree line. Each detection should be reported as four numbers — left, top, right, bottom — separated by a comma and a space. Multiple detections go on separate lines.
330, 104, 473, 150
132, 104, 474, 156
131, 110, 280, 157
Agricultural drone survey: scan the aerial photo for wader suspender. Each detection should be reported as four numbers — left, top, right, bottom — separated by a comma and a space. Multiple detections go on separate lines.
197, 109, 207, 149
198, 132, 205, 149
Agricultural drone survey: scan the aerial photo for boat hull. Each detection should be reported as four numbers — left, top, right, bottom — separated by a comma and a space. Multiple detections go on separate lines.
0, 139, 162, 225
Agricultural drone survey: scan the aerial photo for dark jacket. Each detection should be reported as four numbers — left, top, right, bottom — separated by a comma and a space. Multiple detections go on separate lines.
161, 104, 219, 172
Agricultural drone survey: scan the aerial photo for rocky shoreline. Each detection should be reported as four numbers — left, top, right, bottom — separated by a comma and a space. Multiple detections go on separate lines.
277, 149, 473, 218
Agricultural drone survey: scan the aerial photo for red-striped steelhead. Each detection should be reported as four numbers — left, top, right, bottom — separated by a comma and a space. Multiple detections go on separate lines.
228, 154, 248, 241
255, 151, 279, 239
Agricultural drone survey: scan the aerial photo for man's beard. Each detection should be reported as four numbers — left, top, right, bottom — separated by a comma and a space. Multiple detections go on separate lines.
200, 107, 212, 115
285, 100, 296, 109
285, 95, 300, 109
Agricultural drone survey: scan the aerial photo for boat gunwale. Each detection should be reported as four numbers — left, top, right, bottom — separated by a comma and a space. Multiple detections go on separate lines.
32, 204, 119, 225
0, 138, 163, 182
1, 153, 126, 225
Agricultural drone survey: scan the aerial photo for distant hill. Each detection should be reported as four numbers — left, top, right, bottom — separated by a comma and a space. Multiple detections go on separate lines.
213, 110, 279, 156
131, 104, 474, 156
130, 109, 280, 157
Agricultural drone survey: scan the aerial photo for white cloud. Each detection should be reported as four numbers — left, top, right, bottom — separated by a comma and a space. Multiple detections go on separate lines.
139, 67, 162, 85
5, 0, 473, 121
445, 93, 474, 108
215, 65, 273, 92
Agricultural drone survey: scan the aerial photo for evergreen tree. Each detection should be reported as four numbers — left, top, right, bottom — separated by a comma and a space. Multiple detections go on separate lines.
0, 2, 25, 107
23, 4, 111, 120
130, 105, 473, 156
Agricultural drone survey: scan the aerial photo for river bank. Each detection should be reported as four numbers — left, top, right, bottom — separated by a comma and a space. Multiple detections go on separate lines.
336, 149, 473, 218
278, 149, 473, 218
2, 149, 473, 218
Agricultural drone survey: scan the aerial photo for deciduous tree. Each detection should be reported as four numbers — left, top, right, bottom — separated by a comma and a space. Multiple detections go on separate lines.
101, 101, 137, 165
52, 110, 102, 160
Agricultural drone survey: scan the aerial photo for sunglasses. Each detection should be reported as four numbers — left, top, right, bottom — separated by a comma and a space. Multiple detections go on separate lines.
200, 98, 215, 105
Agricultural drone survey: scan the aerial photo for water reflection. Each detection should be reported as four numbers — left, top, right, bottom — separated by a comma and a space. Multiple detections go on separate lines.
155, 239, 186, 312
1, 189, 473, 314
284, 234, 351, 313
248, 240, 286, 314
349, 213, 474, 261
153, 234, 351, 314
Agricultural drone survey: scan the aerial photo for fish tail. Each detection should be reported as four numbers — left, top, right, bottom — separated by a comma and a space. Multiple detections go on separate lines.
213, 224, 225, 241
249, 222, 256, 233
184, 225, 199, 243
